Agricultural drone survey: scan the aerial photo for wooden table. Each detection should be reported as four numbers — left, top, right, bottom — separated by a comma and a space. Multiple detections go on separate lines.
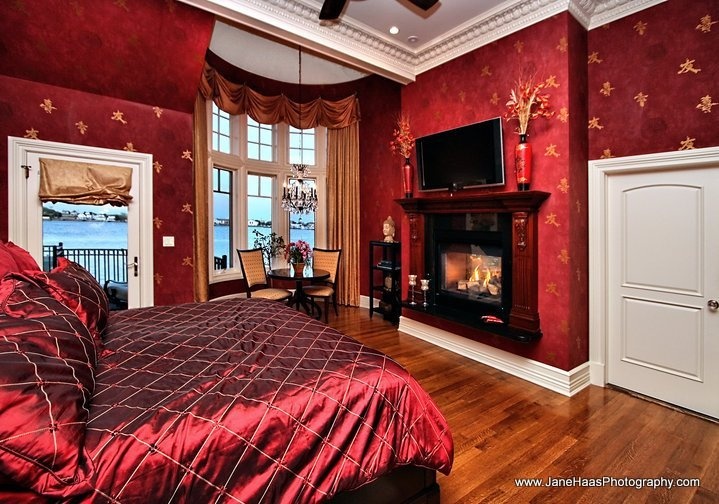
268, 267, 330, 319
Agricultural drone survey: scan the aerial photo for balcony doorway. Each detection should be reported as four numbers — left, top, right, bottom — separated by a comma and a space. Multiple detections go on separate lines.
8, 137, 154, 309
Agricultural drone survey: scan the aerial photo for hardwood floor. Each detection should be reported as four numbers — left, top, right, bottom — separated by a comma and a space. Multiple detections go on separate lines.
328, 306, 719, 504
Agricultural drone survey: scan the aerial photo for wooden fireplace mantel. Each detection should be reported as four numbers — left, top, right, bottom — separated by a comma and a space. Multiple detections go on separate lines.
395, 190, 550, 342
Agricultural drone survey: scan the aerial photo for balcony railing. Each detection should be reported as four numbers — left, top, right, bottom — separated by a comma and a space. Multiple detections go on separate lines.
43, 243, 128, 286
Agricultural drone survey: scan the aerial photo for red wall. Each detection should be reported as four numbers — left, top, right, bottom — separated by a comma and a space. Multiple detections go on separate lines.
397, 13, 589, 370
0, 75, 196, 306
587, 0, 719, 158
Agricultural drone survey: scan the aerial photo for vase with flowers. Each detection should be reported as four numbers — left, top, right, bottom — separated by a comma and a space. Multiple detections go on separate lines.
505, 77, 553, 190
389, 114, 416, 198
284, 239, 312, 274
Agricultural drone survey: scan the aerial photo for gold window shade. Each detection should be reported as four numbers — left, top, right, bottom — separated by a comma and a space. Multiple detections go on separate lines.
39, 158, 133, 206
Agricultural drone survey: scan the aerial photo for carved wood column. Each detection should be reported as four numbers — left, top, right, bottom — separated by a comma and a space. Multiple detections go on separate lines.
508, 211, 540, 333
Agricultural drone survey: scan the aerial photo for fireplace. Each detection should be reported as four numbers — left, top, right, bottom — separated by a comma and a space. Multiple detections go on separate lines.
396, 191, 549, 342
428, 213, 512, 324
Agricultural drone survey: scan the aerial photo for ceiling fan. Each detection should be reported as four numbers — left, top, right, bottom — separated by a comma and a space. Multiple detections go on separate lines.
319, 0, 439, 21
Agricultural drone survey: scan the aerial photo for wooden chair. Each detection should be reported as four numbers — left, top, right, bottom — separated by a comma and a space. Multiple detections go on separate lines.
237, 248, 292, 302
304, 248, 341, 322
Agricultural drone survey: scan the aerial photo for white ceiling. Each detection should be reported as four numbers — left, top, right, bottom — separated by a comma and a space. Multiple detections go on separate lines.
184, 0, 665, 84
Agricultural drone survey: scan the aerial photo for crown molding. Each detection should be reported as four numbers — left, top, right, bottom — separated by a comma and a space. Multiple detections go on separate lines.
179, 0, 666, 84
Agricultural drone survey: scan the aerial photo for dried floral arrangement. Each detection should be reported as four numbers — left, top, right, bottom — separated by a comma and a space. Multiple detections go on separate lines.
505, 77, 553, 135
389, 115, 416, 159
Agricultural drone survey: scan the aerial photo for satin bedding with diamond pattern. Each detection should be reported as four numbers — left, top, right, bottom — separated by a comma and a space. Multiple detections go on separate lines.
76, 298, 453, 502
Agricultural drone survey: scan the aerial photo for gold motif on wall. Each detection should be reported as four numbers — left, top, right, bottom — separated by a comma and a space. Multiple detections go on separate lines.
154, 273, 163, 285
559, 319, 569, 335
111, 110, 127, 124
557, 37, 568, 53
557, 178, 569, 193
153, 217, 163, 229
576, 200, 582, 213
588, 52, 603, 64
600, 82, 615, 96
24, 127, 39, 139
75, 121, 88, 134
634, 92, 648, 107
182, 150, 193, 161
544, 76, 559, 88
123, 142, 136, 152
514, 40, 524, 53
114, 0, 129, 11
634, 21, 648, 35
458, 90, 466, 103
153, 161, 163, 173
152, 106, 163, 118
490, 92, 499, 105
679, 136, 696, 150
600, 148, 613, 158
182, 257, 193, 267
40, 99, 56, 114
481, 66, 492, 77
546, 282, 559, 296
181, 203, 193, 214
697, 95, 717, 113
558, 249, 570, 264
588, 117, 604, 129
696, 15, 717, 33
677, 58, 701, 74
557, 107, 569, 123
544, 144, 560, 157
576, 268, 581, 282
545, 213, 560, 227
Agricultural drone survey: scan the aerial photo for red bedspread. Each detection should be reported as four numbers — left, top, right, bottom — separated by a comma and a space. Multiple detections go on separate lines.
82, 298, 453, 503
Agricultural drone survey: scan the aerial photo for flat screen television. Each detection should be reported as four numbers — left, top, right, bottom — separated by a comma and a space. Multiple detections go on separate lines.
416, 117, 505, 191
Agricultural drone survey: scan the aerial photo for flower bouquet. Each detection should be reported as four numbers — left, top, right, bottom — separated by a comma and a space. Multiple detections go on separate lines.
284, 240, 312, 265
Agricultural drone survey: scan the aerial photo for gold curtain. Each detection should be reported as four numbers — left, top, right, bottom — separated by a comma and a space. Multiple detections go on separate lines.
192, 93, 210, 302
327, 124, 360, 307
195, 60, 361, 306
39, 159, 132, 206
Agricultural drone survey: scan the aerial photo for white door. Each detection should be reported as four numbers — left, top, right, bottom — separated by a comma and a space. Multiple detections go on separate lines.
8, 137, 154, 308
605, 160, 719, 418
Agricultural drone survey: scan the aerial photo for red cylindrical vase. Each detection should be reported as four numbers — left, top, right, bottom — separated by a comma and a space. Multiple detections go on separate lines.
515, 134, 532, 191
402, 157, 414, 198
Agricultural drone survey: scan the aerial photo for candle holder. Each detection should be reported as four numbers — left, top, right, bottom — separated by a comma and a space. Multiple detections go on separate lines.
408, 274, 417, 305
420, 278, 430, 307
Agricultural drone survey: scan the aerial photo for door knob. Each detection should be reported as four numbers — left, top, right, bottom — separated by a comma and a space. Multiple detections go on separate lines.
709, 299, 719, 311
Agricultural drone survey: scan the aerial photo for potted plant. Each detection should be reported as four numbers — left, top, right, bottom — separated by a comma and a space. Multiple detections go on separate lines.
252, 229, 285, 267
284, 240, 312, 267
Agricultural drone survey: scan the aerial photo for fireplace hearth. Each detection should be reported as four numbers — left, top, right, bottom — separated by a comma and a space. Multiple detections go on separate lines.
396, 191, 549, 343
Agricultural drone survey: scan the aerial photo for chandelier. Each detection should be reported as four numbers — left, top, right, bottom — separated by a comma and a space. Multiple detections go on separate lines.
281, 45, 318, 215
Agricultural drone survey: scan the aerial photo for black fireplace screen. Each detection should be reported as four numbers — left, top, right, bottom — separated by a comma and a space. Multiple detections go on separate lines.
438, 242, 503, 307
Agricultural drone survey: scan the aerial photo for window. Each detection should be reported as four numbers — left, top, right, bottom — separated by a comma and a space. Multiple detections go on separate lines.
212, 105, 231, 154
247, 117, 275, 162
212, 168, 233, 269
208, 103, 327, 279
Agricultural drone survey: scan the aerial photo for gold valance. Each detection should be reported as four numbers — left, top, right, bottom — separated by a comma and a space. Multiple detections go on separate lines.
39, 158, 133, 207
199, 61, 360, 129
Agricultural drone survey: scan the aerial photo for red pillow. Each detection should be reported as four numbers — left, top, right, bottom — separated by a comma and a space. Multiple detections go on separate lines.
3, 241, 40, 272
0, 279, 96, 497
0, 246, 18, 278
24, 258, 109, 346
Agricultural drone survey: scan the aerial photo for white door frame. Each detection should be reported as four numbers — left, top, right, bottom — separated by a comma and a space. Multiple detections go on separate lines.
588, 146, 719, 386
7, 136, 154, 307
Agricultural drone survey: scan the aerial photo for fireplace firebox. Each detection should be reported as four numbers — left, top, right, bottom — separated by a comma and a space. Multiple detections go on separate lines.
428, 213, 512, 324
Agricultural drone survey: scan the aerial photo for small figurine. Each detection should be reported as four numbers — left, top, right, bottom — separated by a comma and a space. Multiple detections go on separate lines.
382, 216, 396, 243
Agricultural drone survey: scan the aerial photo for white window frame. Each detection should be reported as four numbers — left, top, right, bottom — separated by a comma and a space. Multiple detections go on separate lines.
207, 103, 327, 282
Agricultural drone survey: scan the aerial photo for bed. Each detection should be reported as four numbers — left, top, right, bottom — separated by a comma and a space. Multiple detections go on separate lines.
0, 249, 453, 503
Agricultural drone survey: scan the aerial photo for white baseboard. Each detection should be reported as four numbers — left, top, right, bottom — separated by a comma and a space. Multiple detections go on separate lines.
398, 316, 591, 397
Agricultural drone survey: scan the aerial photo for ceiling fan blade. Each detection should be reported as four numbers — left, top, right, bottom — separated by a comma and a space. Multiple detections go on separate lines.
408, 0, 439, 10
319, 0, 348, 20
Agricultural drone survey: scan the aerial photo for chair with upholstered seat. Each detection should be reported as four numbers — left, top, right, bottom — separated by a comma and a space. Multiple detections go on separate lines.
237, 248, 293, 302
304, 248, 341, 322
